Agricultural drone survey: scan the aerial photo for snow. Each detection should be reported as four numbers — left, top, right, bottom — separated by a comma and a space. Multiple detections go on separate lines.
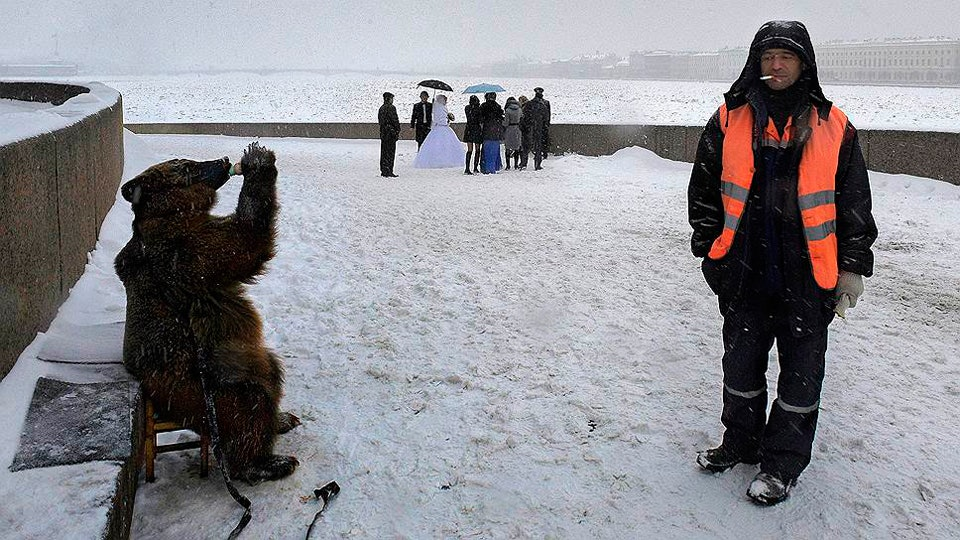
3, 126, 958, 538
2, 71, 959, 537
46, 72, 960, 132
0, 83, 120, 146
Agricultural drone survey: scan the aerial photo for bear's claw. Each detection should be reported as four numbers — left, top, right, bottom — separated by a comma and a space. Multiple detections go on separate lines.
277, 411, 302, 434
241, 142, 276, 171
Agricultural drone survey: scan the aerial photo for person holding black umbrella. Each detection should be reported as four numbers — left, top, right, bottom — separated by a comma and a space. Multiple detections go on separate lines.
411, 91, 432, 151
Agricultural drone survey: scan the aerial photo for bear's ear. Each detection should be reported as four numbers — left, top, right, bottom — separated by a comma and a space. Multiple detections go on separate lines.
120, 180, 141, 203
121, 167, 162, 203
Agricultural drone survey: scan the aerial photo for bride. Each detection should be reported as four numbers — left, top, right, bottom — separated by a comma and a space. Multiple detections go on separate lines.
413, 94, 465, 169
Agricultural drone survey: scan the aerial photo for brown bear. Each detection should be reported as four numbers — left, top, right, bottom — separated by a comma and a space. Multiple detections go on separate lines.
115, 142, 299, 483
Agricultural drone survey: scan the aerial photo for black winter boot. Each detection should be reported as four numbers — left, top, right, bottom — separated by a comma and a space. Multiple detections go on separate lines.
464, 152, 473, 175
696, 445, 759, 473
513, 153, 520, 169
747, 472, 796, 506
505, 150, 511, 170
473, 151, 480, 173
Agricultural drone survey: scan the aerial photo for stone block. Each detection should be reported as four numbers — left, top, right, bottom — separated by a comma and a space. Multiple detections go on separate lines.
10, 377, 140, 471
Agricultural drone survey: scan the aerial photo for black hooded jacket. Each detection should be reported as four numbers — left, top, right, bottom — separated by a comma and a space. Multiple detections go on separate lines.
688, 21, 878, 335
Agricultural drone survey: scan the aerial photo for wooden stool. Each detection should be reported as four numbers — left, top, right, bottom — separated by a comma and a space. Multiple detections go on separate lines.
144, 398, 210, 482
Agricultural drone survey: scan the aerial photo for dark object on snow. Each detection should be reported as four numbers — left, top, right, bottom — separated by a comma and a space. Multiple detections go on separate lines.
10, 377, 138, 472
417, 79, 453, 92
315, 481, 341, 503
305, 481, 341, 539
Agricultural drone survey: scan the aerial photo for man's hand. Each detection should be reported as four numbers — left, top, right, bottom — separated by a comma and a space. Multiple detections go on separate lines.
834, 271, 864, 318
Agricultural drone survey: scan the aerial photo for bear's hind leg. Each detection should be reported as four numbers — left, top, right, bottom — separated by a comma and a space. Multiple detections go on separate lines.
235, 454, 300, 484
214, 389, 298, 483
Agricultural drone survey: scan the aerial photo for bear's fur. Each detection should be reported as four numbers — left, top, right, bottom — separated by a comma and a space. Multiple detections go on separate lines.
115, 142, 299, 483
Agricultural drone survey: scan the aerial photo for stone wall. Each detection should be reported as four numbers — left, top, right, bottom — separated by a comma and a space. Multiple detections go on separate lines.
0, 84, 124, 380
126, 122, 960, 186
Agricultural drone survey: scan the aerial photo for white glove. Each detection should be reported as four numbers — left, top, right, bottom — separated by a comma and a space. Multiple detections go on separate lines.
834, 271, 864, 318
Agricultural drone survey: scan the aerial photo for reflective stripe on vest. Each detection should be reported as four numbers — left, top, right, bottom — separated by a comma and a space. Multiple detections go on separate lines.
708, 103, 847, 290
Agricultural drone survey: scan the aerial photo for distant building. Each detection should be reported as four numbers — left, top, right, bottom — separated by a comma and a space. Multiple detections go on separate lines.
628, 39, 960, 86
817, 39, 960, 85
470, 38, 960, 87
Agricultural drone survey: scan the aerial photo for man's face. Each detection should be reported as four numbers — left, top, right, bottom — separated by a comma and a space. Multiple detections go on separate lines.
421, 93, 429, 102
760, 48, 804, 90
385, 96, 393, 106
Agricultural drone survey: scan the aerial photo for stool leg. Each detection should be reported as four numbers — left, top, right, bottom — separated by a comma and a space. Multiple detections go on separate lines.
199, 430, 210, 478
145, 399, 156, 483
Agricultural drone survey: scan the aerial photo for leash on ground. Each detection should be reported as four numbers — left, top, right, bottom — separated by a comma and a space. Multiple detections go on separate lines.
197, 346, 252, 539
305, 481, 341, 540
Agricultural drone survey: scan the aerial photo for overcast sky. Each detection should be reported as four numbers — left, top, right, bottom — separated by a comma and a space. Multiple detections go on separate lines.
1, 0, 957, 74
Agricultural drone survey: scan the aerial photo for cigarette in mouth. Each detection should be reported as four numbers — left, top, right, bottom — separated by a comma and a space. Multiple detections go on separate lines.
759, 75, 775, 81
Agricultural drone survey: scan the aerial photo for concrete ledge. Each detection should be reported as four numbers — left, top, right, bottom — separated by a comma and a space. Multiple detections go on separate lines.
10, 376, 143, 538
0, 83, 124, 380
125, 122, 960, 186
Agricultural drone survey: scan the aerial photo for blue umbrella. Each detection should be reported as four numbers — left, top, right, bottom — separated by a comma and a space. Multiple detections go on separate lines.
462, 83, 506, 94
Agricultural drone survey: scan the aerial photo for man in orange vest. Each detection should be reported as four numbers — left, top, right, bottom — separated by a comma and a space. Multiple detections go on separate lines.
688, 21, 877, 505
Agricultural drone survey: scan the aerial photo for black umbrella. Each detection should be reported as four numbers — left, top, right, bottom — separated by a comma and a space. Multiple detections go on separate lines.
417, 79, 453, 92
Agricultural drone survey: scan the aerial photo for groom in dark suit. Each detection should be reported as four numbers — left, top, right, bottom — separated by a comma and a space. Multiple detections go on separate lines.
411, 91, 433, 151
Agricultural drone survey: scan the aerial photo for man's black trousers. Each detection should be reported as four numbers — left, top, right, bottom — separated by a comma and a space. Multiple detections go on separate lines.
380, 138, 396, 175
719, 299, 828, 481
415, 126, 430, 149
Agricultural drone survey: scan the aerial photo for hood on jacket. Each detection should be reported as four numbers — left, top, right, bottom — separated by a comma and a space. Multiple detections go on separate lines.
724, 20, 832, 119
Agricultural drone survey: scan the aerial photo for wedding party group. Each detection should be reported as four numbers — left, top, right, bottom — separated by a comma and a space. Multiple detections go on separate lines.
377, 86, 552, 178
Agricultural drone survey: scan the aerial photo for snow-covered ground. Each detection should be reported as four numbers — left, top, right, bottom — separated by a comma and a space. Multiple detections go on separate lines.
3, 130, 956, 538
44, 72, 960, 132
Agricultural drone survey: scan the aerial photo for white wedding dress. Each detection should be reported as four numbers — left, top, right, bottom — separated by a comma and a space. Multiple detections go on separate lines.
413, 95, 465, 169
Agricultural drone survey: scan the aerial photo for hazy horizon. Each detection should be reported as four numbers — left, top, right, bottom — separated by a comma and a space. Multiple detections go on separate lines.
2, 1, 958, 74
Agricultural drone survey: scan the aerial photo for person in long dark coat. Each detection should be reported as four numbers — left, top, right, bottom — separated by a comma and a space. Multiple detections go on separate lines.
411, 91, 432, 151
478, 92, 504, 174
523, 91, 548, 171
534, 87, 551, 159
378, 92, 401, 177
463, 95, 483, 174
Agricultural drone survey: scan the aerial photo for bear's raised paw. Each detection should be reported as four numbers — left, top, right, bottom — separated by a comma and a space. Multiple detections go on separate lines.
240, 141, 276, 173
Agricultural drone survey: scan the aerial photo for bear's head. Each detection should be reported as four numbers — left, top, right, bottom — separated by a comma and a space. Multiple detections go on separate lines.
121, 157, 232, 218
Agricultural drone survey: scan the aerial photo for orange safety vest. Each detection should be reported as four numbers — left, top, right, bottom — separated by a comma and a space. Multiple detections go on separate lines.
708, 103, 848, 290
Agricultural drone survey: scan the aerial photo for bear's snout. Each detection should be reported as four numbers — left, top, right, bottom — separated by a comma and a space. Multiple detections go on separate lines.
199, 157, 232, 190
